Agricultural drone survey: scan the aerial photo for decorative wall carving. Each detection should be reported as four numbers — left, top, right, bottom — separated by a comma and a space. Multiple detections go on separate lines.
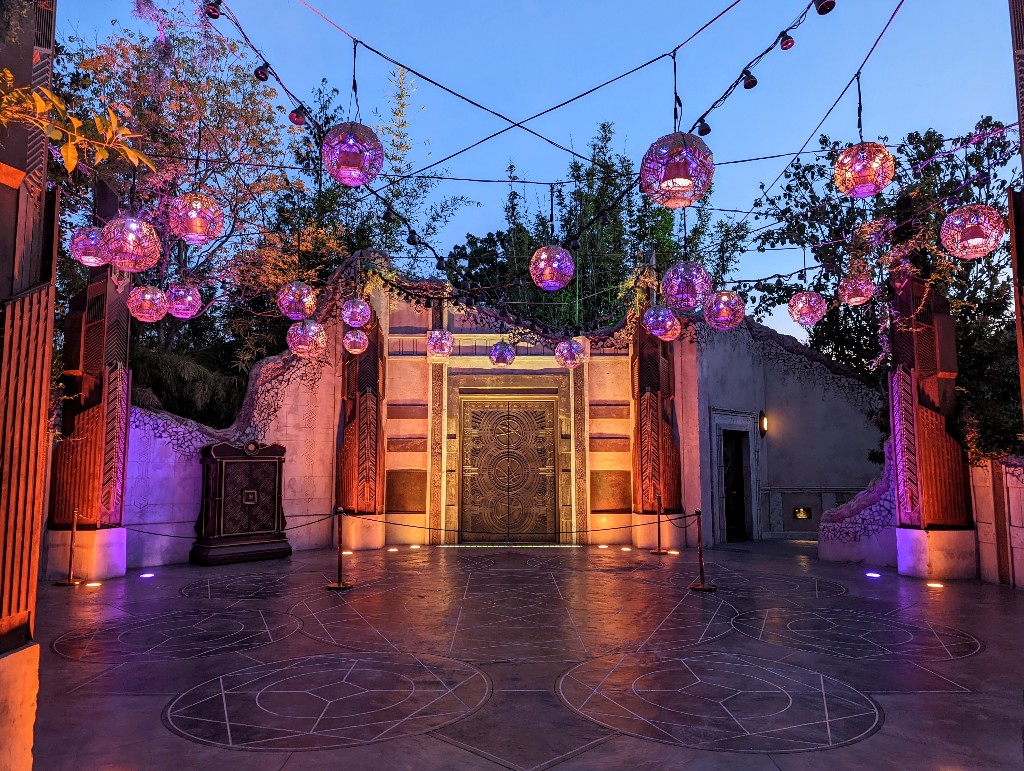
338, 312, 384, 517
428, 363, 444, 544
572, 367, 588, 540
633, 329, 681, 516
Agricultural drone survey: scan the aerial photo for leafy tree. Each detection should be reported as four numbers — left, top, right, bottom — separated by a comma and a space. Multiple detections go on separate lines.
752, 117, 1023, 459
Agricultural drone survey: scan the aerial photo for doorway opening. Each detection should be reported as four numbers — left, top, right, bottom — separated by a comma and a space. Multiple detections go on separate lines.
722, 429, 753, 542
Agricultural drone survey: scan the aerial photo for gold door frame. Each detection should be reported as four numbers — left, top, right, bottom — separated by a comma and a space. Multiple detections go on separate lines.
458, 396, 559, 543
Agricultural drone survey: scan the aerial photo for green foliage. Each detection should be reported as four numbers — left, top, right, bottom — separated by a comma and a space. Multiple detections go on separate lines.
753, 117, 1024, 460
130, 346, 246, 429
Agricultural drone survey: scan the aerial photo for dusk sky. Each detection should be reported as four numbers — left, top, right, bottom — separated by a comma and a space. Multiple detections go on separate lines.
57, 0, 1020, 335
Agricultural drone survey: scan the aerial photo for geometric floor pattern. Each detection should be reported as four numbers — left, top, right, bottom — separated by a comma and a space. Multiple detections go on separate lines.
731, 608, 983, 661
558, 650, 882, 753
163, 652, 490, 751
36, 542, 1023, 769
51, 609, 302, 663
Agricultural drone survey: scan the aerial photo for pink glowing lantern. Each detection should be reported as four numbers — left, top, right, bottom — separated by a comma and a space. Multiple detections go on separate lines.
321, 122, 384, 188
662, 261, 713, 313
168, 192, 224, 246
703, 290, 746, 331
787, 290, 828, 327
489, 341, 516, 367
165, 283, 203, 319
287, 320, 328, 359
640, 132, 715, 209
426, 329, 455, 359
276, 281, 317, 320
838, 266, 875, 306
102, 217, 162, 273
341, 297, 371, 328
529, 246, 575, 291
70, 226, 109, 267
555, 339, 585, 369
127, 286, 168, 323
343, 329, 369, 355
940, 204, 1005, 260
642, 305, 681, 340
833, 142, 895, 198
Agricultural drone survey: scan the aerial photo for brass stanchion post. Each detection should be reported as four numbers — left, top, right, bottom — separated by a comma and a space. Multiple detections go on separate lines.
650, 494, 668, 555
55, 508, 83, 587
689, 508, 716, 592
326, 508, 355, 591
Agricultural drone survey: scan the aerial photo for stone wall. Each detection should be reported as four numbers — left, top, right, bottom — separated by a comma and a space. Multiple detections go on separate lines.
972, 458, 1024, 587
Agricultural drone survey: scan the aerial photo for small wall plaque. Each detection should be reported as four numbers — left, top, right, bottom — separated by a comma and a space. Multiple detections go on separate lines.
242, 489, 258, 506
793, 507, 812, 520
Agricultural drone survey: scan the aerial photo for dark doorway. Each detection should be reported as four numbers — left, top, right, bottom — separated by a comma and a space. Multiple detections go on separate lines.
722, 430, 751, 542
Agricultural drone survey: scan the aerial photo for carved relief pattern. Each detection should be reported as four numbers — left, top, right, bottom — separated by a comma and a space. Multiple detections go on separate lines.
460, 402, 556, 543
222, 461, 278, 534
639, 391, 660, 509
356, 394, 379, 510
889, 366, 921, 528
572, 368, 588, 541
429, 364, 444, 544
99, 363, 130, 525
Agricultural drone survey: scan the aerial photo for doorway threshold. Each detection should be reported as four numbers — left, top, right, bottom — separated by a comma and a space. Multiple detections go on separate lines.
438, 544, 582, 549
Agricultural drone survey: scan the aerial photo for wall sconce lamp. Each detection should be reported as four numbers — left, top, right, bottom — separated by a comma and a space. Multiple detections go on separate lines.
758, 410, 768, 437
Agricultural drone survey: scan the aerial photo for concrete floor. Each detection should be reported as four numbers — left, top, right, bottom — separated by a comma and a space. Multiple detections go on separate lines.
32, 540, 1024, 769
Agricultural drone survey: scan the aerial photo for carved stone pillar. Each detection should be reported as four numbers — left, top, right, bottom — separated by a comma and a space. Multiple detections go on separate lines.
632, 327, 682, 517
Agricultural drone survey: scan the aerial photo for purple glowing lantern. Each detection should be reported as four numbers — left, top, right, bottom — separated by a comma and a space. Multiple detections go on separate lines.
426, 329, 454, 359
642, 305, 681, 341
554, 339, 585, 369
168, 192, 224, 246
287, 320, 328, 359
640, 132, 715, 209
662, 261, 713, 313
787, 290, 828, 327
529, 246, 575, 291
341, 297, 371, 328
102, 217, 161, 273
838, 266, 875, 306
165, 283, 203, 319
833, 142, 895, 199
940, 204, 1005, 260
70, 226, 109, 267
489, 341, 516, 367
343, 329, 369, 355
321, 122, 384, 188
276, 281, 317, 320
703, 290, 746, 331
127, 286, 168, 323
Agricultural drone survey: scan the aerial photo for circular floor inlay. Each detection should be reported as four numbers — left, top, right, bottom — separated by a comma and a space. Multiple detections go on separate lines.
731, 608, 982, 661
558, 651, 881, 753
669, 567, 846, 598
180, 571, 334, 600
53, 609, 301, 663
163, 652, 490, 751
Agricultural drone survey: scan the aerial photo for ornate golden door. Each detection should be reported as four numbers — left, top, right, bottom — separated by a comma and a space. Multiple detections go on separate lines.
460, 400, 557, 542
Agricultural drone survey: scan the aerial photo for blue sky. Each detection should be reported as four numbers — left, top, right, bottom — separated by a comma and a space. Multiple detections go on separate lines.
58, 0, 1019, 335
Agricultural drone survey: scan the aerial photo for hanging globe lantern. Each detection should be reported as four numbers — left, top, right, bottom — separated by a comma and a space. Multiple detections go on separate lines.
127, 286, 168, 323
642, 305, 681, 340
165, 283, 203, 319
703, 290, 746, 331
833, 142, 895, 198
341, 297, 371, 328
661, 261, 713, 313
489, 341, 516, 367
640, 132, 715, 209
276, 280, 317, 320
167, 192, 224, 246
102, 217, 161, 273
321, 122, 385, 188
838, 266, 875, 306
426, 329, 455, 359
940, 204, 1005, 260
554, 339, 585, 369
343, 329, 370, 355
529, 245, 575, 291
69, 226, 109, 267
287, 320, 328, 359
787, 290, 828, 327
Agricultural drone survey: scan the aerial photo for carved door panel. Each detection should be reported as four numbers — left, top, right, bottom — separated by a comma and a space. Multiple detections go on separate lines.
460, 400, 557, 542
